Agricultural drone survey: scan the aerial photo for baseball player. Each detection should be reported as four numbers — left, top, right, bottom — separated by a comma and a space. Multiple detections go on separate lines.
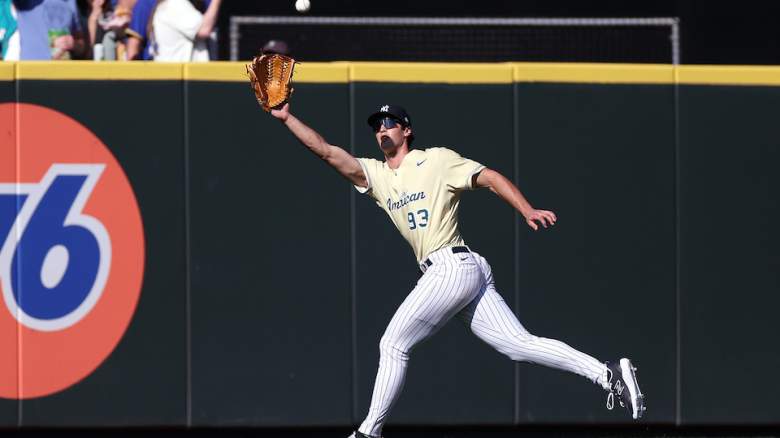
269, 102, 645, 438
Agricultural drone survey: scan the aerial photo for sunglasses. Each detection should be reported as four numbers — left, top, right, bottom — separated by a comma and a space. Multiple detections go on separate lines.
371, 117, 403, 132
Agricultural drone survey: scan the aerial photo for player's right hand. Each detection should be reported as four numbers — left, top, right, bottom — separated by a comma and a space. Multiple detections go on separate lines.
270, 103, 290, 122
525, 209, 557, 231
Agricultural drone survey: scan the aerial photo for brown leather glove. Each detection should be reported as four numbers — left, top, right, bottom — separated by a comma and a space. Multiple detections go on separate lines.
246, 53, 297, 112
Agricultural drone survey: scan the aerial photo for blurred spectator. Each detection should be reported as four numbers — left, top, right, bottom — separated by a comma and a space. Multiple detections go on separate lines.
151, 0, 221, 62
261, 39, 289, 56
87, 0, 130, 60
0, 0, 20, 60
191, 0, 217, 59
124, 0, 152, 59
101, 0, 132, 31
14, 0, 87, 60
86, 0, 109, 59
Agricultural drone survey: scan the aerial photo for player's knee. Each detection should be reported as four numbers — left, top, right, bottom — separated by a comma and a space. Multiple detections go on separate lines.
379, 335, 410, 362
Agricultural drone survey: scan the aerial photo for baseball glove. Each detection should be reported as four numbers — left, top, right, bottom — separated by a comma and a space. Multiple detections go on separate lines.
246, 53, 297, 112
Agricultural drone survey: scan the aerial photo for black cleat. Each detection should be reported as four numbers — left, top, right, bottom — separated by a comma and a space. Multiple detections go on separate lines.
606, 358, 646, 419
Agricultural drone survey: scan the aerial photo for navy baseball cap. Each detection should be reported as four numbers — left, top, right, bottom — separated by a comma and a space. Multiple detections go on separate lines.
367, 104, 412, 128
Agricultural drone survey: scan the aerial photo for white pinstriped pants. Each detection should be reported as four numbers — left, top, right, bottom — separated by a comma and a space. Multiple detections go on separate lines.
358, 247, 610, 437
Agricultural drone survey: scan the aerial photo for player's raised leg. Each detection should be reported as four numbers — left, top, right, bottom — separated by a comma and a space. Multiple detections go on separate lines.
457, 279, 610, 389
457, 252, 645, 418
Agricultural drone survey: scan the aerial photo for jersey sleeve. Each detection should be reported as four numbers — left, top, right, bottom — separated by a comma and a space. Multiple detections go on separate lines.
437, 147, 486, 192
353, 157, 383, 201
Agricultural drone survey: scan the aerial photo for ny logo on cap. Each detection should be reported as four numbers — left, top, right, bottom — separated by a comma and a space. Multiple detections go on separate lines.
380, 105, 390, 112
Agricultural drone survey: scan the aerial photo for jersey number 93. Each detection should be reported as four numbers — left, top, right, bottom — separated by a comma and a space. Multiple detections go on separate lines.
407, 209, 429, 230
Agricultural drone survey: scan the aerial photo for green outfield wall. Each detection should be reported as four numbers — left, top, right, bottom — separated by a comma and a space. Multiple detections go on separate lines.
0, 62, 777, 428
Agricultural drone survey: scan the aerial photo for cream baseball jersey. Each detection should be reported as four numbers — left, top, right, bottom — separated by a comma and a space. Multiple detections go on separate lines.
355, 147, 485, 263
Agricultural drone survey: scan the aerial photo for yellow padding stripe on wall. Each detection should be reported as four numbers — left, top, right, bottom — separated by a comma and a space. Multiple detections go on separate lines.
676, 65, 780, 86
349, 62, 514, 84
184, 61, 349, 82
514, 63, 674, 84
15, 61, 182, 80
0, 63, 13, 81
2, 61, 780, 86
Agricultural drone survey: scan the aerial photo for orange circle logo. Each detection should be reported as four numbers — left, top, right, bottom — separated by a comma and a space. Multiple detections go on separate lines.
0, 103, 145, 398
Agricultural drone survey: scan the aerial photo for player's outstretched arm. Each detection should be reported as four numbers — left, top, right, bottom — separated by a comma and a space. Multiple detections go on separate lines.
475, 168, 557, 231
270, 104, 368, 188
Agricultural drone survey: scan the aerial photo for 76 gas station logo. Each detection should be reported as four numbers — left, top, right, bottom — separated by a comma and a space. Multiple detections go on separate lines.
0, 164, 111, 332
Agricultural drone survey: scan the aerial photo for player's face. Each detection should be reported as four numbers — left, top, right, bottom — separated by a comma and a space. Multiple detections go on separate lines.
373, 117, 410, 151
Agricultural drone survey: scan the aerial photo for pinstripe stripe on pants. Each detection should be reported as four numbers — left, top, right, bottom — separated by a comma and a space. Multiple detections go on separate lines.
358, 248, 609, 437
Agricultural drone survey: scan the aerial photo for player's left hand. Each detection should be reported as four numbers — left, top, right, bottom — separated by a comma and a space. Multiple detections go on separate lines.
270, 103, 290, 122
525, 209, 556, 231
